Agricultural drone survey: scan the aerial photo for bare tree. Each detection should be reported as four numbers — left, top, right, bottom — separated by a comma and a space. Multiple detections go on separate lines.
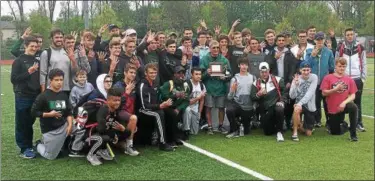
37, 0, 47, 16
6, 1, 18, 21
48, 0, 57, 23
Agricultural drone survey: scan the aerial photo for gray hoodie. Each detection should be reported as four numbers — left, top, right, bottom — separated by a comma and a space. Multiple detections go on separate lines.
69, 80, 94, 108
227, 73, 256, 110
289, 73, 318, 112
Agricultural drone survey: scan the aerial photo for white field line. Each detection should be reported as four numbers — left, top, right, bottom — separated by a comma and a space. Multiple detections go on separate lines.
182, 141, 274, 181
1, 68, 11, 73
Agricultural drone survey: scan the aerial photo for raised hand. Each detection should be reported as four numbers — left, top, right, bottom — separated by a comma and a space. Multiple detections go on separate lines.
96, 51, 107, 63
293, 73, 300, 85
231, 82, 238, 92
328, 28, 335, 38
109, 55, 119, 71
125, 81, 135, 94
147, 30, 155, 43
87, 50, 95, 61
71, 31, 78, 44
275, 51, 283, 59
22, 27, 32, 39
232, 19, 241, 28
197, 26, 202, 34
199, 19, 207, 29
28, 62, 39, 74
130, 56, 140, 68
214, 25, 221, 35
98, 24, 109, 36
66, 47, 75, 61
79, 44, 86, 57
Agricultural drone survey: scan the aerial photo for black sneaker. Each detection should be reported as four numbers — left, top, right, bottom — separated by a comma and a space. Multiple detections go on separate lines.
357, 125, 366, 132
159, 143, 175, 152
181, 130, 190, 141
69, 150, 86, 158
315, 123, 322, 128
207, 126, 214, 135
350, 132, 358, 142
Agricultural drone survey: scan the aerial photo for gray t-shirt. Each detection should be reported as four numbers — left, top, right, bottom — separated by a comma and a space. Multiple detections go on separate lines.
227, 73, 256, 110
289, 74, 318, 112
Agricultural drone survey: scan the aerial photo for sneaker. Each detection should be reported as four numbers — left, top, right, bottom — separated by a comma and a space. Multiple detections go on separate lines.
276, 132, 284, 142
159, 143, 175, 152
314, 123, 322, 128
96, 149, 113, 161
357, 125, 366, 132
226, 131, 240, 138
181, 131, 190, 141
33, 139, 42, 151
200, 123, 208, 130
69, 150, 86, 158
169, 142, 178, 148
124, 146, 140, 156
350, 132, 358, 142
175, 139, 183, 146
87, 154, 102, 166
291, 134, 299, 142
151, 131, 159, 146
207, 126, 214, 135
218, 125, 228, 134
20, 148, 36, 159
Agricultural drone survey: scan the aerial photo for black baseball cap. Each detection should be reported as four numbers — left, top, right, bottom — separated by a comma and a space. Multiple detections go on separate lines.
174, 66, 185, 73
314, 31, 325, 40
108, 24, 119, 31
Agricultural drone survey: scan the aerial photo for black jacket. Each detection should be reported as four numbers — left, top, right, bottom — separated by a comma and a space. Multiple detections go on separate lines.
11, 54, 41, 97
136, 78, 160, 111
158, 50, 183, 85
265, 48, 298, 86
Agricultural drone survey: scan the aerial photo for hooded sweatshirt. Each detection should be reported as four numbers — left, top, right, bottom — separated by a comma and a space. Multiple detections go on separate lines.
289, 73, 318, 112
87, 74, 108, 101
227, 73, 256, 110
69, 80, 94, 108
11, 54, 41, 98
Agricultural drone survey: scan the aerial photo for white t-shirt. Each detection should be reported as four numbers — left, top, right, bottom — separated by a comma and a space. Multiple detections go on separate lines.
189, 80, 206, 113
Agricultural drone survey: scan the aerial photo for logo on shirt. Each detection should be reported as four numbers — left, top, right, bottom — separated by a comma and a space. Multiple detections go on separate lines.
332, 80, 348, 93
48, 100, 66, 111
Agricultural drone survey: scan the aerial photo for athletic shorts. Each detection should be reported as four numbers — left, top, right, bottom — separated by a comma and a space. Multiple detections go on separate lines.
204, 95, 225, 108
301, 106, 315, 131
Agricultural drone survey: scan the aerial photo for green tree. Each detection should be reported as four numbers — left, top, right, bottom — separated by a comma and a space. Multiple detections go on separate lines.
359, 4, 374, 36
275, 17, 294, 35
1, 15, 14, 21
54, 16, 85, 36
92, 4, 122, 39
28, 10, 52, 48
199, 1, 228, 33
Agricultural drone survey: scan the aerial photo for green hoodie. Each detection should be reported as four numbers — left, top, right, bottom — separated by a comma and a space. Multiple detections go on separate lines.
200, 54, 231, 96
159, 80, 190, 111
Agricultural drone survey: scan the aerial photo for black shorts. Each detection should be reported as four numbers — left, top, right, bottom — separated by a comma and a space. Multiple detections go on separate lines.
301, 106, 315, 131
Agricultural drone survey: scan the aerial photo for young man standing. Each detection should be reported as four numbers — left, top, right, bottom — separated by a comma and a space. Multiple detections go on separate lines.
226, 58, 256, 138
320, 58, 358, 141
192, 31, 209, 67
306, 31, 335, 127
228, 32, 245, 75
306, 26, 317, 45
94, 24, 120, 52
335, 28, 367, 132
200, 40, 231, 134
11, 37, 41, 158
251, 62, 286, 142
291, 30, 314, 63
31, 68, 74, 160
159, 39, 184, 85
261, 29, 276, 55
80, 31, 100, 88
289, 61, 318, 141
183, 67, 206, 138
11, 27, 43, 58
136, 63, 174, 151
100, 40, 125, 84
244, 38, 266, 79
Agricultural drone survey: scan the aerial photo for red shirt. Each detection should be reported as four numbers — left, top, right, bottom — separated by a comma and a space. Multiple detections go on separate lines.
320, 74, 357, 114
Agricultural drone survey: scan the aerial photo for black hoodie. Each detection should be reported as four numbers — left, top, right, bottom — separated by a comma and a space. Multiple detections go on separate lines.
158, 50, 182, 85
11, 54, 41, 98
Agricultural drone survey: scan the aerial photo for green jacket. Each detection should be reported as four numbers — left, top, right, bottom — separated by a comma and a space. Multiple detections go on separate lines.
11, 38, 24, 57
200, 54, 231, 96
159, 80, 190, 111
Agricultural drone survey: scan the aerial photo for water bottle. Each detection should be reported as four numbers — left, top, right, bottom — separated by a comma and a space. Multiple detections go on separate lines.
239, 124, 244, 136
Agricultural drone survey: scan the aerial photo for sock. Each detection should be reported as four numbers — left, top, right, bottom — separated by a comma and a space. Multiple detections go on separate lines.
126, 139, 133, 148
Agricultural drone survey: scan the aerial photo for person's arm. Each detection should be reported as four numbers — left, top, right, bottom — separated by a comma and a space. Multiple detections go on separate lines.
289, 80, 298, 99
177, 99, 190, 111
69, 88, 77, 108
10, 59, 32, 84
321, 76, 338, 97
159, 81, 174, 101
39, 50, 48, 92
93, 35, 102, 51
250, 84, 260, 101
136, 40, 149, 55
278, 78, 287, 103
331, 37, 337, 52
296, 75, 318, 106
96, 106, 108, 134
361, 48, 367, 81
227, 78, 236, 100
10, 38, 24, 57
31, 94, 45, 118
199, 55, 210, 81
74, 49, 91, 73
328, 50, 335, 74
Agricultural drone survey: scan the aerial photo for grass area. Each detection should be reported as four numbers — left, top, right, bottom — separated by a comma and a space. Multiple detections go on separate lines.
1, 62, 374, 180
0, 66, 255, 180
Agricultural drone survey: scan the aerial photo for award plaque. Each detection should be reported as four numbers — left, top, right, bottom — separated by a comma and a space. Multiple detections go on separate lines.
209, 62, 225, 77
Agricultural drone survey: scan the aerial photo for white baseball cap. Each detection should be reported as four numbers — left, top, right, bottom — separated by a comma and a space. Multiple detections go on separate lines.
259, 62, 270, 71
125, 29, 137, 36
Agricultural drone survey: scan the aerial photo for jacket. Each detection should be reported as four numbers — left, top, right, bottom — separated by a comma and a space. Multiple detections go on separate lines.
159, 80, 190, 111
11, 54, 41, 97
87, 74, 108, 101
335, 41, 367, 80
114, 81, 137, 114
305, 46, 335, 84
200, 53, 232, 96
136, 78, 160, 111
265, 47, 297, 85
10, 38, 43, 58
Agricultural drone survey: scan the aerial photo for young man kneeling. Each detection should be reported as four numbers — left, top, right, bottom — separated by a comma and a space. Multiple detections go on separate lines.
320, 57, 358, 141
289, 61, 318, 141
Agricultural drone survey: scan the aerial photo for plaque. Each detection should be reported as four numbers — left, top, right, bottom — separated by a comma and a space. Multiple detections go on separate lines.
209, 62, 225, 77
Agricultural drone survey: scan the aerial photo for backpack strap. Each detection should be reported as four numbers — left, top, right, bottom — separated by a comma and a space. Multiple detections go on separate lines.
339, 43, 345, 57
270, 75, 281, 101
44, 48, 52, 88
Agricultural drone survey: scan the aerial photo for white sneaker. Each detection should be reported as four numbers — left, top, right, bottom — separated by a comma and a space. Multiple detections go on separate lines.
87, 154, 102, 166
96, 149, 113, 161
124, 146, 140, 156
276, 132, 284, 142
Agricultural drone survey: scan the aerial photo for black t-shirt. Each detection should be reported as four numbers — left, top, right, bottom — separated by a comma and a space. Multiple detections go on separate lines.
228, 45, 245, 75
96, 105, 125, 138
31, 89, 72, 133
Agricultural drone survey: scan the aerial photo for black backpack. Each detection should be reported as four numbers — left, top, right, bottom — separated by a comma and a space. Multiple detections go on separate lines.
186, 80, 204, 94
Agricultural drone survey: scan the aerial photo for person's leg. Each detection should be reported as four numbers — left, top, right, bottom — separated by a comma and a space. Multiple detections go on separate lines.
344, 102, 358, 140
303, 107, 315, 136
274, 105, 285, 141
327, 113, 345, 135
314, 86, 322, 127
182, 107, 193, 132
69, 125, 86, 157
241, 110, 253, 135
204, 94, 214, 134
163, 108, 180, 144
292, 106, 303, 138
225, 101, 240, 133
260, 108, 275, 136
353, 79, 364, 130
285, 98, 295, 130
216, 96, 227, 134
85, 134, 104, 166
37, 122, 68, 160
15, 96, 36, 157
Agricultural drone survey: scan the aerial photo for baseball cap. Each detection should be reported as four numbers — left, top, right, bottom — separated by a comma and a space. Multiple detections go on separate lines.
281, 31, 291, 36
259, 62, 270, 71
169, 32, 177, 37
125, 29, 137, 36
108, 24, 119, 31
314, 31, 325, 40
300, 61, 311, 68
174, 66, 185, 73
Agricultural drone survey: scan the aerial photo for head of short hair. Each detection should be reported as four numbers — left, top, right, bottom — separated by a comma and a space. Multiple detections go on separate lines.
307, 25, 316, 31
335, 57, 347, 66
191, 66, 202, 74
165, 39, 176, 47
241, 28, 252, 37
275, 34, 286, 41
64, 34, 75, 41
145, 63, 158, 73
238, 56, 249, 66
233, 31, 242, 37
197, 31, 207, 38
107, 87, 122, 98
75, 69, 87, 77
109, 40, 121, 48
298, 29, 307, 35
218, 34, 230, 43
31, 33, 43, 39
183, 27, 193, 34
181, 36, 192, 44
344, 28, 354, 35
110, 34, 121, 40
50, 28, 64, 38
125, 40, 136, 47
24, 36, 38, 47
83, 31, 95, 41
248, 37, 260, 44
209, 40, 219, 48
264, 29, 276, 37
207, 30, 213, 37
125, 63, 138, 73
48, 68, 65, 80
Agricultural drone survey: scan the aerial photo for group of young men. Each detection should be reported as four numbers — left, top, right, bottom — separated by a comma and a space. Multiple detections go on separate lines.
10, 20, 367, 166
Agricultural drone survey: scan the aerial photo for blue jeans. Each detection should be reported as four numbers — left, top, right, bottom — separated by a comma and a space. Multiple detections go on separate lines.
15, 96, 36, 153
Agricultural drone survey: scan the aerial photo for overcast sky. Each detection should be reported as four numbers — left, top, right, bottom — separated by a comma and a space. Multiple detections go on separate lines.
1, 1, 82, 21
